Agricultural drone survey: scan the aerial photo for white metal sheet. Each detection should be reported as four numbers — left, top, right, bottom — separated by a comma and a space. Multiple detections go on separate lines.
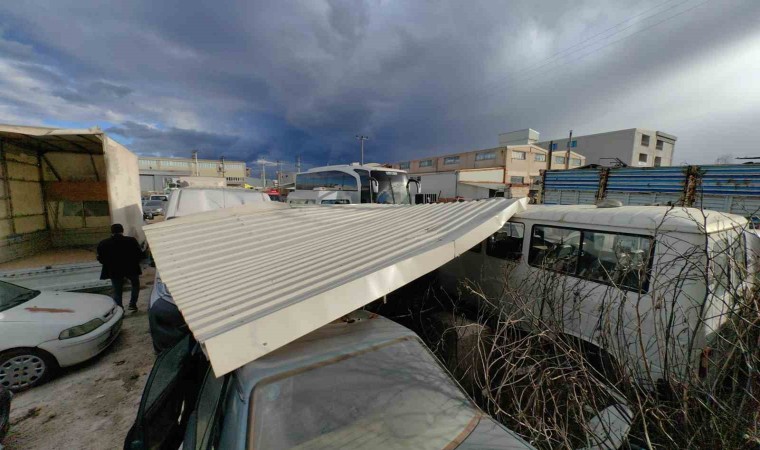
144, 198, 528, 375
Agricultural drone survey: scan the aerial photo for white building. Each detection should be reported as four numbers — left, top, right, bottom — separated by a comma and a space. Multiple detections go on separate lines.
533, 128, 677, 167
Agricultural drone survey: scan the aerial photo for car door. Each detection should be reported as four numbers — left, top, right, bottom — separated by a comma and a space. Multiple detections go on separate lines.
124, 335, 208, 450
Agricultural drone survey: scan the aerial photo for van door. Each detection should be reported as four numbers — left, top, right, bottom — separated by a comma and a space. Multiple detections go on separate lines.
518, 225, 585, 331
571, 230, 653, 350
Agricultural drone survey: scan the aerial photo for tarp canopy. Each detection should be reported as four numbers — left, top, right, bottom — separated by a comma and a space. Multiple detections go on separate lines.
144, 198, 528, 375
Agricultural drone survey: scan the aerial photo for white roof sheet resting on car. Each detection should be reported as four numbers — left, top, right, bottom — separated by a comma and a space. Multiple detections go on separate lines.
144, 198, 528, 375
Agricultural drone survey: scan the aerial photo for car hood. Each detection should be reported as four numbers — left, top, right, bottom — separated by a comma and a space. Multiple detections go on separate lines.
1, 290, 116, 325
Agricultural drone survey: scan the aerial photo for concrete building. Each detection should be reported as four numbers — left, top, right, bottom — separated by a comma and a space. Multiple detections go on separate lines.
534, 128, 677, 167
391, 144, 585, 199
139, 156, 247, 193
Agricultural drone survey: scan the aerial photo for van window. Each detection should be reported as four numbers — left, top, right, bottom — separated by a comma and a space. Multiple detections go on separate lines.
486, 222, 524, 261
529, 225, 653, 292
529, 226, 580, 273
578, 230, 651, 291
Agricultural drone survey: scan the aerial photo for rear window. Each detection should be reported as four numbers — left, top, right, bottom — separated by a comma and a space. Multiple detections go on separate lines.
248, 338, 479, 450
146, 201, 164, 207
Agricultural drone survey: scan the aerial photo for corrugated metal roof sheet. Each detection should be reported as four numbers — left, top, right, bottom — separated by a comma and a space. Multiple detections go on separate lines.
144, 198, 528, 375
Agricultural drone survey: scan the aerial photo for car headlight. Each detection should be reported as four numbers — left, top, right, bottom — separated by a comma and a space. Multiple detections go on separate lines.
59, 318, 105, 340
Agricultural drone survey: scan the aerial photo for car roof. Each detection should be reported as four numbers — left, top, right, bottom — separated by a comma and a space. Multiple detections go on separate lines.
513, 204, 747, 234
233, 315, 417, 393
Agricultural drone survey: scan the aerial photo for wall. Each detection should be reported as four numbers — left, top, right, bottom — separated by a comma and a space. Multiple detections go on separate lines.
536, 129, 638, 166
0, 141, 50, 263
138, 156, 247, 187
418, 172, 458, 198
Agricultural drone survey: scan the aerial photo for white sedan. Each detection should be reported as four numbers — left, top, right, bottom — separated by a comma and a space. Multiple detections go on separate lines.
0, 280, 123, 391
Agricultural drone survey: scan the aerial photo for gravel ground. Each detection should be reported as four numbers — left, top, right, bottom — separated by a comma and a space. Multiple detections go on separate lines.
3, 269, 156, 450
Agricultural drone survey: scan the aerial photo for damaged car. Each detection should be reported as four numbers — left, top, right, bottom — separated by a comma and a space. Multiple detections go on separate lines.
126, 314, 535, 450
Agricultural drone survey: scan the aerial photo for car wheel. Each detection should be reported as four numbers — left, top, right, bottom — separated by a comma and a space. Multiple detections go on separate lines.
0, 348, 57, 392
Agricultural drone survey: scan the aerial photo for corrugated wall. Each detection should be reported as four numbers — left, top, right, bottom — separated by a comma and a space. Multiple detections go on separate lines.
694, 165, 760, 216
543, 169, 600, 205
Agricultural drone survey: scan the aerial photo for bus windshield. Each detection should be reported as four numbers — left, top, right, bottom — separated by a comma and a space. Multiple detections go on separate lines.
371, 170, 410, 205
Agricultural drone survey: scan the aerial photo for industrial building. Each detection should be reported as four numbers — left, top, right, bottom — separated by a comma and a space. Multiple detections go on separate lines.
138, 155, 247, 193
531, 128, 677, 167
391, 129, 585, 199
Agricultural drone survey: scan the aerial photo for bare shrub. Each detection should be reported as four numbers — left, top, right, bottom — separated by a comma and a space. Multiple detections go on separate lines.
424, 209, 760, 449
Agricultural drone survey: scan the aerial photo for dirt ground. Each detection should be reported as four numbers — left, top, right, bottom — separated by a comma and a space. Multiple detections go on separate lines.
3, 269, 157, 450
0, 248, 97, 270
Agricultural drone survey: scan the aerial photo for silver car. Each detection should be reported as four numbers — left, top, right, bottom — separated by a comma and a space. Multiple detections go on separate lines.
126, 315, 535, 450
142, 200, 165, 219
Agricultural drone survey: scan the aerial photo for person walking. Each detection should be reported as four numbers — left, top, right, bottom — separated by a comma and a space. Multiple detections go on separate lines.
97, 223, 143, 311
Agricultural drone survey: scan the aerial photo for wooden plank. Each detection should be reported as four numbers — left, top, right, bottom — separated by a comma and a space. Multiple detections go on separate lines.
44, 181, 108, 201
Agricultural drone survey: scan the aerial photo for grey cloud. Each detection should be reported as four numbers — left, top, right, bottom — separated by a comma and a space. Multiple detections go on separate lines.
0, 0, 759, 167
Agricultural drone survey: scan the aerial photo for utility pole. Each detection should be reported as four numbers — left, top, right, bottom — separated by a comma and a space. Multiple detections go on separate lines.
260, 161, 266, 188
277, 160, 282, 187
565, 130, 573, 170
355, 135, 369, 165
547, 140, 554, 170
218, 156, 226, 184
296, 155, 302, 173
192, 150, 199, 176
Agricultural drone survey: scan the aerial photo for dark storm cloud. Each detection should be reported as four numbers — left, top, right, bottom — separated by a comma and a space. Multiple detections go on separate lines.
0, 0, 759, 166
106, 121, 240, 156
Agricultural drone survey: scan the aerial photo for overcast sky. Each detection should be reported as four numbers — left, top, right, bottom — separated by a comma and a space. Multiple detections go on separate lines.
1, 0, 759, 170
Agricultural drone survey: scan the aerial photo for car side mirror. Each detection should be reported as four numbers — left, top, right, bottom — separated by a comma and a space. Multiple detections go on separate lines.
370, 179, 379, 194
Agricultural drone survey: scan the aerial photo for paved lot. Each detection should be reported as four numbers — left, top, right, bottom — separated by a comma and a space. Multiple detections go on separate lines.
3, 270, 156, 450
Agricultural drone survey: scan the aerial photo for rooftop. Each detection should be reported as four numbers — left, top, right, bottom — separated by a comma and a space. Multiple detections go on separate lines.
514, 204, 746, 234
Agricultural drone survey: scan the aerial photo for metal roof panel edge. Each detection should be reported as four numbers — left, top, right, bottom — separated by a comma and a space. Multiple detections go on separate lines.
145, 198, 528, 375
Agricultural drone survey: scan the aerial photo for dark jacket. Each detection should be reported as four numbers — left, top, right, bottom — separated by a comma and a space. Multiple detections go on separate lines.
97, 234, 143, 280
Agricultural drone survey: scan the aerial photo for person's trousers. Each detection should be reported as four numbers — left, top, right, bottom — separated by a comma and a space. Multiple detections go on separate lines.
111, 275, 140, 308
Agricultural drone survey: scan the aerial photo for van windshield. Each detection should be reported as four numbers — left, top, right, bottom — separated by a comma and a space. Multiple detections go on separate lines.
371, 170, 410, 204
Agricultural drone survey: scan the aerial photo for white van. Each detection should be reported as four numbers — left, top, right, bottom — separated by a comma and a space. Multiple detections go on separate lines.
440, 203, 752, 384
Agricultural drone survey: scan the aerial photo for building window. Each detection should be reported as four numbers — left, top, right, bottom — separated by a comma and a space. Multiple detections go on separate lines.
656, 139, 664, 150
419, 159, 433, 168
510, 176, 525, 184
551, 143, 558, 151
399, 161, 410, 170
641, 134, 650, 146
512, 151, 526, 160
639, 153, 648, 164
555, 156, 566, 164
570, 158, 582, 166
443, 156, 460, 165
569, 140, 577, 148
534, 153, 546, 162
475, 151, 496, 161
654, 156, 662, 167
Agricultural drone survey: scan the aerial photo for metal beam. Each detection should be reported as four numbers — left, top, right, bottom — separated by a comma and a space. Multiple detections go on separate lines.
41, 155, 62, 181
0, 139, 16, 234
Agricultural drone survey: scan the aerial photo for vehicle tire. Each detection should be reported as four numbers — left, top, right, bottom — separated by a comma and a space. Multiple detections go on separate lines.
0, 348, 58, 392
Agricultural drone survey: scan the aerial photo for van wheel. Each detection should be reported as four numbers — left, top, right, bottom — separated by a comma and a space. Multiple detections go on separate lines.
0, 348, 57, 392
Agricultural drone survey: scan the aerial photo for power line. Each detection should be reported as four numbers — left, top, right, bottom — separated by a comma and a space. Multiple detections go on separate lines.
509, 0, 711, 88
445, 0, 707, 108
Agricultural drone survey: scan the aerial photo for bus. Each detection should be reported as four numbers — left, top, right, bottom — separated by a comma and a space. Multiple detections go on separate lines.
287, 164, 420, 205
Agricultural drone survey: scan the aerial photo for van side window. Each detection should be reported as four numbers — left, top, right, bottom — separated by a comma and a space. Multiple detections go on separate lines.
578, 230, 652, 291
486, 222, 524, 260
529, 226, 580, 273
529, 225, 653, 292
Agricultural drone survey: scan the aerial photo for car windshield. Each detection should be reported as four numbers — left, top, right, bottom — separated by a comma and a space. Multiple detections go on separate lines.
0, 281, 40, 312
146, 201, 163, 207
249, 338, 479, 450
371, 170, 410, 204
